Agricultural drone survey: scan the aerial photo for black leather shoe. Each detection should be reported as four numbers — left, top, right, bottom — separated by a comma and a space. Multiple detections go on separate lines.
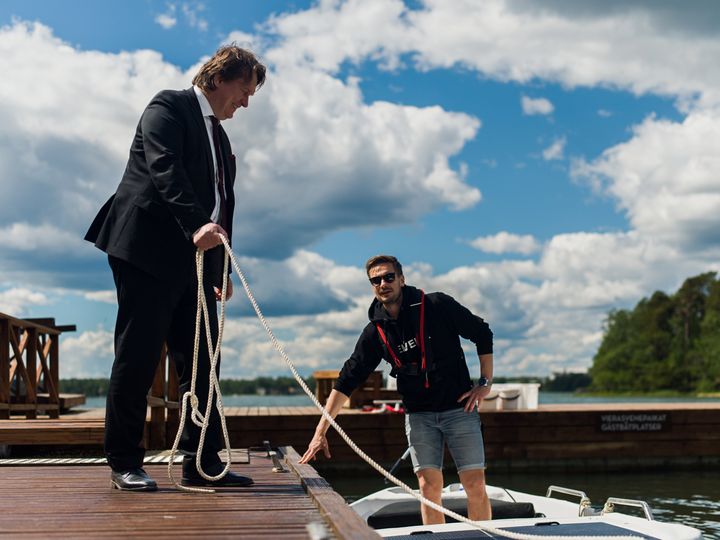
110, 468, 158, 491
181, 464, 254, 487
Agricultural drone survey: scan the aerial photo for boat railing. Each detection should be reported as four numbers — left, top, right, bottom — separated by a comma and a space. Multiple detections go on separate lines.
603, 497, 655, 521
546, 486, 655, 521
546, 485, 593, 516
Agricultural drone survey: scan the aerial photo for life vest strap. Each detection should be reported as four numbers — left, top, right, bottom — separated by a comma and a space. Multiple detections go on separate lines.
375, 290, 429, 387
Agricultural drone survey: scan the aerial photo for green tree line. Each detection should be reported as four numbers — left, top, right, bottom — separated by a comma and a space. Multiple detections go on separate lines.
590, 271, 720, 393
60, 376, 316, 397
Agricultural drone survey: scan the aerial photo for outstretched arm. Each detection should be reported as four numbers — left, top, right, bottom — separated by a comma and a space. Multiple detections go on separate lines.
299, 389, 350, 463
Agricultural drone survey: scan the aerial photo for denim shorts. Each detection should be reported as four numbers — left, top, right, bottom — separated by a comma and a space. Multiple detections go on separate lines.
404, 407, 485, 473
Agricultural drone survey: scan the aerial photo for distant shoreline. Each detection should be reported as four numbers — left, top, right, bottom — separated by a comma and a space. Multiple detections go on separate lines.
79, 391, 720, 409
60, 377, 719, 399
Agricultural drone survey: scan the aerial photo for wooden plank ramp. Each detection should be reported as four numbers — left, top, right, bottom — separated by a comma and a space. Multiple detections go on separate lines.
0, 417, 105, 445
0, 446, 378, 539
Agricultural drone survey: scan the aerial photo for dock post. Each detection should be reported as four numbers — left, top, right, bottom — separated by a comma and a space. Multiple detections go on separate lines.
0, 318, 9, 419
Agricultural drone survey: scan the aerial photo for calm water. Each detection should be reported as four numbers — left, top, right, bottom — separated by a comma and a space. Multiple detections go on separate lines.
82, 393, 316, 408
540, 391, 720, 404
81, 391, 720, 409
79, 392, 719, 537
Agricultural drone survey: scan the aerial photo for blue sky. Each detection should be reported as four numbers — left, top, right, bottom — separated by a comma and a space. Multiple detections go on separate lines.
1, 0, 718, 380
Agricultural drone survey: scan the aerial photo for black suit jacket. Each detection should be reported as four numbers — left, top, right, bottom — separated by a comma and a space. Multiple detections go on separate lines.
85, 88, 235, 285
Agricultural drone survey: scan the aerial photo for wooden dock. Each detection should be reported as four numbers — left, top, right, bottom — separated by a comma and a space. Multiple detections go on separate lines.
0, 446, 378, 539
1, 402, 719, 471
0, 312, 77, 420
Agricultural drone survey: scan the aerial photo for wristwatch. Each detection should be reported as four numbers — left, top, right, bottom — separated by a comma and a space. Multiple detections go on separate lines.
477, 376, 491, 387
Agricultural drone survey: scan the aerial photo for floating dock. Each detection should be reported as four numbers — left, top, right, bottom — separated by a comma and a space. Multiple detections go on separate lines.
0, 446, 378, 539
1, 402, 719, 471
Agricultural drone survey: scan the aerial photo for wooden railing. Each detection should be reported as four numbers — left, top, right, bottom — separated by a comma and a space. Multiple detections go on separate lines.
0, 313, 76, 419
145, 345, 180, 449
313, 370, 385, 408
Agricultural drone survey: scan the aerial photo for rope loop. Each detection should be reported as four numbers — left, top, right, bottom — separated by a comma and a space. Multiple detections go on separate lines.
168, 247, 232, 494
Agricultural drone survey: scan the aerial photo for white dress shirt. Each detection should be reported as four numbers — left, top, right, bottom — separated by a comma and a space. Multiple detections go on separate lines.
193, 85, 224, 225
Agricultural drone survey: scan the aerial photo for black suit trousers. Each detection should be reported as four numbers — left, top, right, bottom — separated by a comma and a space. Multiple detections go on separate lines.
105, 255, 224, 472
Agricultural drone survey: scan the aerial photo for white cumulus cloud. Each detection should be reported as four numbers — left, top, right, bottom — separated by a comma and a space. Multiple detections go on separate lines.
572, 110, 720, 252
522, 95, 554, 115
542, 137, 566, 161
262, 0, 720, 107
0, 20, 482, 272
182, 3, 208, 32
83, 291, 117, 304
61, 328, 115, 378
0, 287, 49, 317
155, 13, 177, 29
469, 232, 541, 255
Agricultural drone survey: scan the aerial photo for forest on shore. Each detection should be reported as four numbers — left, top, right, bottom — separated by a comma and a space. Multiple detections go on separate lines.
60, 271, 719, 397
589, 271, 720, 393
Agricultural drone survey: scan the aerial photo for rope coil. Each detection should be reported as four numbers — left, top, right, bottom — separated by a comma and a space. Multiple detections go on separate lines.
167, 249, 232, 494
167, 237, 642, 539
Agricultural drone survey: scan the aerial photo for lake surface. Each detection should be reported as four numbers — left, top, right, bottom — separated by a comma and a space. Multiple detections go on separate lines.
82, 393, 316, 408
81, 391, 720, 409
540, 391, 720, 404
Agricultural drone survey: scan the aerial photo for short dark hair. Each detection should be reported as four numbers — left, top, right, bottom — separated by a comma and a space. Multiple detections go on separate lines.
365, 255, 403, 277
192, 44, 266, 91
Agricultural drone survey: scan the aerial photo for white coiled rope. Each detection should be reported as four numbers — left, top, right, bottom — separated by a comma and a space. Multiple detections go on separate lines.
167, 248, 233, 494
168, 237, 641, 539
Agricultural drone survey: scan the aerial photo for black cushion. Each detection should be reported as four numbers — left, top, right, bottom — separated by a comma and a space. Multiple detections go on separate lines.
367, 497, 536, 529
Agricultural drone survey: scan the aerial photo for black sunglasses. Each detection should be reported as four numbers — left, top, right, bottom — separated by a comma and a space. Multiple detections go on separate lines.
369, 272, 396, 286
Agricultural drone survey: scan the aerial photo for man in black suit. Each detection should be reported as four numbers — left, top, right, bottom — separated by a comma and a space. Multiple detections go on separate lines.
85, 45, 266, 491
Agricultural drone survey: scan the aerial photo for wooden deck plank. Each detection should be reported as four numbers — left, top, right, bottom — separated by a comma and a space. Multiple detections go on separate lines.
0, 447, 373, 539
37, 393, 86, 410
284, 446, 380, 540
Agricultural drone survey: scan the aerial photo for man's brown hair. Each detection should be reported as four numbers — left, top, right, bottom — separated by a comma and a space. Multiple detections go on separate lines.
192, 44, 266, 91
365, 255, 403, 277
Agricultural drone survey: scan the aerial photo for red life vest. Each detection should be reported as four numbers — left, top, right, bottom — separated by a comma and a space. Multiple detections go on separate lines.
375, 290, 430, 388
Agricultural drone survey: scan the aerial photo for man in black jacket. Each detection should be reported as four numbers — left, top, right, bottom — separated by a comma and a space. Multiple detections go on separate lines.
85, 45, 265, 491
300, 255, 494, 523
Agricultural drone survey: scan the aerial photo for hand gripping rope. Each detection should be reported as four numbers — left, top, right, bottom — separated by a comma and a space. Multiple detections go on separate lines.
168, 236, 641, 540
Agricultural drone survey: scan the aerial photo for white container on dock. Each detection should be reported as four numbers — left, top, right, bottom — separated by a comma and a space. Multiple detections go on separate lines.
490, 383, 540, 410
479, 389, 499, 410
498, 388, 521, 410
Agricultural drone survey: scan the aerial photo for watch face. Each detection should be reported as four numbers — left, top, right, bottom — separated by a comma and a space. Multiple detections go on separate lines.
478, 376, 488, 387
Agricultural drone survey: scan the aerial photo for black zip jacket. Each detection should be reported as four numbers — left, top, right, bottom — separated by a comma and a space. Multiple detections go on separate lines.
334, 285, 493, 413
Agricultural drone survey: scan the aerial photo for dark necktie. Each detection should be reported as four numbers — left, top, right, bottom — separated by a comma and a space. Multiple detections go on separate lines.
210, 116, 227, 231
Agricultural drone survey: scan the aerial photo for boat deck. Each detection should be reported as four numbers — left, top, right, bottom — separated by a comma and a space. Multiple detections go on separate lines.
0, 446, 378, 539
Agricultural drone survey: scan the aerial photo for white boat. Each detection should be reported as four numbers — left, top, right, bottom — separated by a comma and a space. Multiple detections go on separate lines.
350, 483, 704, 539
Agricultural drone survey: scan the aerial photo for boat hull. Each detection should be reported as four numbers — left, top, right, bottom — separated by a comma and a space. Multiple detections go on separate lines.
350, 483, 703, 540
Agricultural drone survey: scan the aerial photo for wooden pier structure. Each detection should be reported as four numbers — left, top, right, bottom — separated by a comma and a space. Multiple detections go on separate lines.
0, 446, 378, 539
0, 312, 79, 420
2, 402, 719, 471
